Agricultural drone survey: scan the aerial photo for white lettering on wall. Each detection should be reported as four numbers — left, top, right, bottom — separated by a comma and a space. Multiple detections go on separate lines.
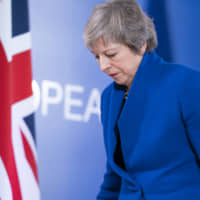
83, 88, 100, 122
64, 85, 84, 122
32, 80, 101, 123
41, 80, 63, 116
32, 80, 40, 111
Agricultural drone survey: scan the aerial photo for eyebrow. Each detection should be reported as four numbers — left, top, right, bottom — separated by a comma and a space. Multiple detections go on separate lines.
98, 47, 118, 55
104, 47, 118, 52
91, 45, 119, 55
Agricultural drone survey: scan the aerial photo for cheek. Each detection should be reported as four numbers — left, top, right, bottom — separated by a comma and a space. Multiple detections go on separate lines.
113, 60, 126, 71
116, 62, 131, 74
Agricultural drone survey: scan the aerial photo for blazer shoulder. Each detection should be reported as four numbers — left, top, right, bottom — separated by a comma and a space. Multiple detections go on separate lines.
178, 64, 200, 92
161, 62, 200, 75
144, 61, 200, 101
154, 62, 200, 85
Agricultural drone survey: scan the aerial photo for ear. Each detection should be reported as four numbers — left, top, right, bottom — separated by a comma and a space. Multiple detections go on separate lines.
140, 42, 147, 54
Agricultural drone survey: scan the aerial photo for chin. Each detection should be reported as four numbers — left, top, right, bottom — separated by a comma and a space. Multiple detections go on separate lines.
115, 80, 126, 86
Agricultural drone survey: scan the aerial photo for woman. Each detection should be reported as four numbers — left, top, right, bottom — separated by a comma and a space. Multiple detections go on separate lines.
83, 0, 200, 199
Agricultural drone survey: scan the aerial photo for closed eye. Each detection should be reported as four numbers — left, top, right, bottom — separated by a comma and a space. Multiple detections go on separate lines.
94, 52, 117, 60
106, 53, 117, 58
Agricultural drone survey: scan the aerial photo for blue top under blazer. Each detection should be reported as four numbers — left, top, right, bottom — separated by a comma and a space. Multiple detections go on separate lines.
97, 51, 200, 200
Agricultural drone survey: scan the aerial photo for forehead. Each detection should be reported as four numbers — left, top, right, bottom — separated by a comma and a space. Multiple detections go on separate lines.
91, 38, 121, 54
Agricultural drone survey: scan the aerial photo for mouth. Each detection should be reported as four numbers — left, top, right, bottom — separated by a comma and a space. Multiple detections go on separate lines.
109, 73, 118, 78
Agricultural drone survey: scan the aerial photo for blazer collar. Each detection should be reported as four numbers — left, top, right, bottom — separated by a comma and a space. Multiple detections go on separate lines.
106, 83, 125, 158
117, 51, 165, 158
107, 51, 164, 160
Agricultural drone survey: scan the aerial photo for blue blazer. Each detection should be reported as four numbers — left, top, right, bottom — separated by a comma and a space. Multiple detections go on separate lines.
97, 52, 200, 200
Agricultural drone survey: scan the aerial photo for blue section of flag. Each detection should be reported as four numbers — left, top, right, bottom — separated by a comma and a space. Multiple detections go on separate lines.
24, 114, 36, 144
12, 0, 30, 37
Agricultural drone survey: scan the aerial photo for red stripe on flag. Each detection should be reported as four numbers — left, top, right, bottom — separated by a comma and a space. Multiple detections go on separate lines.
11, 50, 33, 104
20, 129, 39, 184
0, 41, 23, 200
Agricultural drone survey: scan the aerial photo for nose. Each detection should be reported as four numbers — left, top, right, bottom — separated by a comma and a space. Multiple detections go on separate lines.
98, 55, 110, 72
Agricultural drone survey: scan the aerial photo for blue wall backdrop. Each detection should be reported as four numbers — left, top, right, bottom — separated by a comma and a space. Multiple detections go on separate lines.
28, 0, 200, 199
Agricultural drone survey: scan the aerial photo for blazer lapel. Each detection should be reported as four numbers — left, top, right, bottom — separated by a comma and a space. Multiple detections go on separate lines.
105, 51, 165, 168
117, 51, 165, 159
117, 74, 147, 158
106, 83, 125, 159
106, 83, 148, 187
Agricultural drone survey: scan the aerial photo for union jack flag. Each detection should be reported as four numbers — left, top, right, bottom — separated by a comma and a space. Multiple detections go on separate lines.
0, 0, 40, 199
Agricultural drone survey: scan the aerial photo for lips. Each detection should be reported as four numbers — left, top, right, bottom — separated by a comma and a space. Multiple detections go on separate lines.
109, 73, 118, 77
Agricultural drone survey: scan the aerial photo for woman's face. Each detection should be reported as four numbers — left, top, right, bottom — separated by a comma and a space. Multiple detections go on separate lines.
92, 38, 146, 90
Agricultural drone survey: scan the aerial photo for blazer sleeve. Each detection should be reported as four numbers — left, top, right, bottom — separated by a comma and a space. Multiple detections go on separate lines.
97, 161, 121, 200
97, 86, 121, 200
179, 69, 200, 160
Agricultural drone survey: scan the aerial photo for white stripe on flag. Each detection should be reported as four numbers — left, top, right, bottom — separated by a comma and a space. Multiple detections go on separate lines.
12, 33, 32, 56
0, 157, 13, 200
0, 0, 12, 62
19, 118, 38, 163
11, 96, 40, 200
